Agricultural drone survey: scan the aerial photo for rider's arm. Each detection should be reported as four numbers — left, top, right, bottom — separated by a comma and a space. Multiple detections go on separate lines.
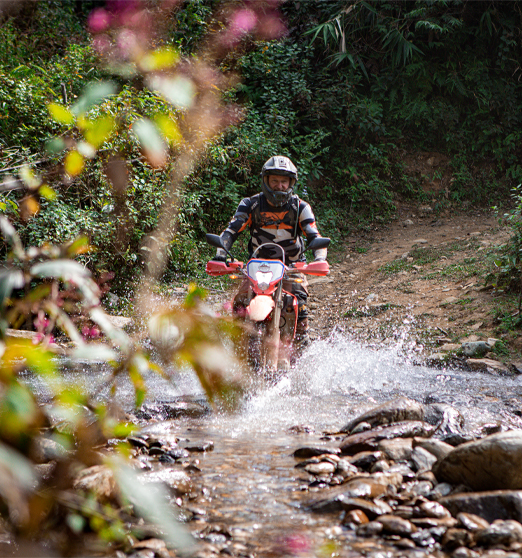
216, 197, 253, 258
298, 201, 327, 261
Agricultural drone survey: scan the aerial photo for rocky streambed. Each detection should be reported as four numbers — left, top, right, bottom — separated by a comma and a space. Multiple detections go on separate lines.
17, 334, 522, 558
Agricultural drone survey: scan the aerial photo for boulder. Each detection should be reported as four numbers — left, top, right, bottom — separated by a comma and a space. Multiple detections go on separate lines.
73, 465, 118, 502
440, 491, 522, 523
378, 438, 413, 461
340, 397, 425, 433
340, 421, 434, 455
466, 358, 511, 375
411, 446, 438, 472
433, 431, 522, 490
412, 437, 454, 460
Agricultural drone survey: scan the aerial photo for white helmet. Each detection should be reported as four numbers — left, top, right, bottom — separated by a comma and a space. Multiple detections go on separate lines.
260, 156, 297, 207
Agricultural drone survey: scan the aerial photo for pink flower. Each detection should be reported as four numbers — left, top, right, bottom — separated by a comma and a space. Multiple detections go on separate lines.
230, 8, 257, 34
88, 8, 111, 33
283, 533, 310, 555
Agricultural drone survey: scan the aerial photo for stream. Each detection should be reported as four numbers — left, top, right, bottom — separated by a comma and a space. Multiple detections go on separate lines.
29, 329, 522, 557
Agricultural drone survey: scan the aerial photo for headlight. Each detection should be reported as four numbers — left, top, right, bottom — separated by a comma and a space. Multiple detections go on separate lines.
256, 270, 273, 291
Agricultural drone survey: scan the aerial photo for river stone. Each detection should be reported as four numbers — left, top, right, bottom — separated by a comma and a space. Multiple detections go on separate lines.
73, 465, 118, 502
293, 446, 340, 458
413, 437, 454, 460
475, 520, 522, 547
335, 458, 358, 478
343, 509, 369, 526
424, 403, 465, 438
309, 493, 392, 517
411, 446, 438, 472
139, 469, 192, 495
340, 422, 434, 455
466, 358, 511, 375
340, 397, 425, 433
457, 512, 490, 531
31, 436, 72, 463
378, 438, 413, 461
442, 528, 474, 550
433, 431, 522, 490
356, 521, 383, 536
348, 451, 384, 469
305, 462, 336, 475
420, 501, 452, 519
341, 478, 388, 499
462, 341, 489, 357
440, 491, 522, 523
378, 514, 416, 535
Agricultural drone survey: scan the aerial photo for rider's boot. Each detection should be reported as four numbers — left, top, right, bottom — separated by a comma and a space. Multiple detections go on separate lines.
294, 317, 310, 354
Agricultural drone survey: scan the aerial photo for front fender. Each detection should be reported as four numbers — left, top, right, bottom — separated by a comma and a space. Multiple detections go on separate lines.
247, 295, 275, 321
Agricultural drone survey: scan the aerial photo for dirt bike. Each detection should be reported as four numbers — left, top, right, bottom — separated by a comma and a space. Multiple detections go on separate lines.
205, 234, 330, 377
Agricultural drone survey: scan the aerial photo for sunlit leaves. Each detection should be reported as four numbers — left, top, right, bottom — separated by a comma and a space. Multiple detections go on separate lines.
71, 80, 117, 116
48, 103, 75, 126
132, 117, 167, 168
148, 75, 195, 109
0, 268, 24, 307
154, 113, 182, 146
83, 115, 116, 148
140, 46, 180, 72
31, 259, 91, 281
64, 150, 85, 177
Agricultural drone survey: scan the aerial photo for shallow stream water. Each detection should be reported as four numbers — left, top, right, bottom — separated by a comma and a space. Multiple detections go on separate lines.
29, 329, 522, 556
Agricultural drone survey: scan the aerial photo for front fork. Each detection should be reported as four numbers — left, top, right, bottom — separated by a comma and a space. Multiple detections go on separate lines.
265, 280, 283, 370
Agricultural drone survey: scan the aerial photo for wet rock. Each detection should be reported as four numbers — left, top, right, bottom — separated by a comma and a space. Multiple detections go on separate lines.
165, 447, 190, 460
451, 548, 480, 558
442, 432, 475, 447
462, 341, 489, 357
133, 399, 211, 421
440, 491, 522, 523
413, 437, 454, 460
293, 446, 340, 458
401, 480, 433, 499
419, 501, 452, 519
370, 460, 390, 473
378, 514, 416, 536
378, 438, 413, 461
386, 463, 416, 480
442, 528, 474, 550
411, 516, 457, 529
340, 478, 388, 499
73, 465, 118, 502
475, 519, 522, 547
139, 469, 192, 495
434, 431, 522, 490
185, 441, 214, 453
411, 446, 438, 472
351, 421, 372, 434
340, 422, 434, 455
335, 458, 358, 478
309, 493, 392, 517
410, 528, 436, 547
457, 512, 490, 531
128, 436, 149, 449
348, 451, 384, 469
356, 521, 383, 536
466, 358, 511, 375
31, 436, 72, 463
424, 403, 465, 438
305, 462, 336, 475
342, 509, 369, 526
340, 397, 425, 433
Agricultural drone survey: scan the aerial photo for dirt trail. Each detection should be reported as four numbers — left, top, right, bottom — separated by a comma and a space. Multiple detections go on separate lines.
307, 205, 518, 363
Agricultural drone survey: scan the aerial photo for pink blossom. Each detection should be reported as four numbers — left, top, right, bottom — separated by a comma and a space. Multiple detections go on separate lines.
256, 13, 287, 40
88, 8, 111, 33
230, 9, 257, 34
283, 533, 310, 555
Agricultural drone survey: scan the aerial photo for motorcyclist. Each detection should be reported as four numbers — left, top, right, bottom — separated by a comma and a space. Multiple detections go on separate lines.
213, 155, 327, 348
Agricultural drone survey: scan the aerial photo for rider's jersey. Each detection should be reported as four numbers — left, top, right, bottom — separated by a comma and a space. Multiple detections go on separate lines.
221, 193, 325, 263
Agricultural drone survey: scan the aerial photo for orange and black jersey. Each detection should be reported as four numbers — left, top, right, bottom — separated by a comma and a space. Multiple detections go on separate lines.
220, 193, 326, 263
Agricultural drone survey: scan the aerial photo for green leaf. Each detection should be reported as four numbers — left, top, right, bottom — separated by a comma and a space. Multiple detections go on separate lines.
48, 102, 75, 125
112, 458, 195, 552
132, 118, 166, 167
71, 81, 117, 116
84, 116, 116, 148
72, 343, 118, 362
148, 75, 195, 109
0, 268, 24, 306
38, 184, 57, 201
31, 259, 91, 280
45, 137, 67, 155
0, 216, 24, 259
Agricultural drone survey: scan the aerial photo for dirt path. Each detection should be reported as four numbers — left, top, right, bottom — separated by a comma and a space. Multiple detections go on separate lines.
307, 205, 520, 365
